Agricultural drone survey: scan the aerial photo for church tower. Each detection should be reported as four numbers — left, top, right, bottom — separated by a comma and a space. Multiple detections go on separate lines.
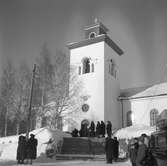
67, 20, 123, 131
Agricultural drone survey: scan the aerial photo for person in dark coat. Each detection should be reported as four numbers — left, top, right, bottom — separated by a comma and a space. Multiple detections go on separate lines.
26, 134, 38, 164
105, 135, 114, 163
113, 137, 119, 161
16, 135, 27, 164
129, 138, 138, 166
96, 121, 101, 138
106, 121, 112, 137
136, 136, 147, 166
89, 121, 95, 137
72, 128, 79, 137
100, 121, 105, 137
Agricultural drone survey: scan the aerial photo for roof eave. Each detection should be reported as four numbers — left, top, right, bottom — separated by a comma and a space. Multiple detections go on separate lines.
67, 34, 123, 56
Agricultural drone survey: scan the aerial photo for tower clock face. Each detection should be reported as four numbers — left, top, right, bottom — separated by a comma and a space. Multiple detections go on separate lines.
82, 104, 89, 112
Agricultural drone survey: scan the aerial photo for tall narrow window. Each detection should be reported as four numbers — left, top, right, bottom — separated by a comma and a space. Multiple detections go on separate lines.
83, 58, 90, 74
150, 109, 159, 126
127, 111, 132, 126
78, 66, 81, 75
92, 63, 94, 72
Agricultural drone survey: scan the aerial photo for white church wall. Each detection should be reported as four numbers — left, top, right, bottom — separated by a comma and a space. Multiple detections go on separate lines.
104, 43, 121, 130
69, 42, 105, 129
123, 96, 167, 126
120, 99, 132, 128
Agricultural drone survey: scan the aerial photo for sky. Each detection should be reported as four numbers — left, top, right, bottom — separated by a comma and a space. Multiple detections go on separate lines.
1, 0, 167, 89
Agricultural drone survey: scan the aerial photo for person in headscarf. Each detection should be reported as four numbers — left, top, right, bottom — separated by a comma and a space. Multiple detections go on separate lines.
96, 121, 101, 138
113, 137, 119, 161
129, 138, 138, 166
100, 121, 105, 137
106, 121, 112, 137
26, 134, 38, 164
16, 135, 27, 164
105, 135, 114, 163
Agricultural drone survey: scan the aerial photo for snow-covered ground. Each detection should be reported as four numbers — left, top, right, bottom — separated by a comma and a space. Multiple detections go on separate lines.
0, 159, 131, 166
0, 127, 71, 161
0, 124, 155, 165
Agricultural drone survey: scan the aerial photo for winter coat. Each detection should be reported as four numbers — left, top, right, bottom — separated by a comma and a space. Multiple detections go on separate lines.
106, 123, 112, 137
113, 139, 119, 159
16, 136, 27, 161
26, 137, 38, 159
136, 143, 147, 166
100, 121, 105, 136
105, 137, 114, 163
129, 143, 138, 164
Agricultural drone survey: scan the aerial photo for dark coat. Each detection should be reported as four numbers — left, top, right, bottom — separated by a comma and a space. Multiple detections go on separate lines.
16, 136, 27, 161
129, 143, 138, 164
100, 121, 105, 136
26, 136, 38, 159
105, 137, 114, 163
136, 143, 147, 166
96, 121, 101, 137
89, 121, 95, 137
106, 122, 112, 137
113, 138, 119, 159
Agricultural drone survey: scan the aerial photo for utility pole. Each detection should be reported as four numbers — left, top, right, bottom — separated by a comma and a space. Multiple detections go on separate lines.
26, 64, 37, 139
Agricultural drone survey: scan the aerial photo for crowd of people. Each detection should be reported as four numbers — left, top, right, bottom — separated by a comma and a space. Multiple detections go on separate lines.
128, 134, 157, 166
71, 120, 112, 138
16, 134, 38, 165
16, 122, 158, 166
71, 120, 120, 164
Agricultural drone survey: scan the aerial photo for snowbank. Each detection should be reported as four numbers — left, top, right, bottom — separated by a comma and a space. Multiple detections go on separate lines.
0, 127, 71, 160
114, 124, 156, 139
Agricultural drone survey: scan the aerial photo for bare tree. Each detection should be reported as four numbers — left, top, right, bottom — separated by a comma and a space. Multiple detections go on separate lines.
10, 64, 31, 135
46, 65, 83, 129
35, 44, 83, 129
0, 60, 16, 136
35, 44, 55, 123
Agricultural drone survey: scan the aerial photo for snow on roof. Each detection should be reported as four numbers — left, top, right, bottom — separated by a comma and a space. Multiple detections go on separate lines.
120, 82, 167, 99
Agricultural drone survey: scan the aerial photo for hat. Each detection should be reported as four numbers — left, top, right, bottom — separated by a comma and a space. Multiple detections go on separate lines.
138, 136, 144, 143
30, 134, 35, 137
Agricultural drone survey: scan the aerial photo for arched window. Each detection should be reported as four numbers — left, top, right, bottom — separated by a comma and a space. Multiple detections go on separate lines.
91, 63, 94, 72
78, 66, 81, 75
83, 58, 90, 74
127, 111, 132, 126
150, 109, 159, 126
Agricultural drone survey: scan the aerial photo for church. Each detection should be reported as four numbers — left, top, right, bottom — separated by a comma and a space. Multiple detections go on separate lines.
61, 21, 167, 132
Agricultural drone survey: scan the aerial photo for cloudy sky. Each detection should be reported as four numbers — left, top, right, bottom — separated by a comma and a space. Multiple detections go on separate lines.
1, 0, 167, 89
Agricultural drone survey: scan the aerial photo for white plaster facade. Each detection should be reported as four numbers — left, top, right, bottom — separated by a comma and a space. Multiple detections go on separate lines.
120, 83, 167, 128
64, 22, 123, 131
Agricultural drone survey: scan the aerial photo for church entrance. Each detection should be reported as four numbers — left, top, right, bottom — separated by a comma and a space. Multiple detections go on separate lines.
80, 119, 89, 137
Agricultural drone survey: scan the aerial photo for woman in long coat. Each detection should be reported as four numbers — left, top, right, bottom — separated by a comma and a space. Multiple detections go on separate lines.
105, 135, 114, 163
129, 138, 138, 166
96, 121, 101, 137
26, 134, 38, 164
16, 135, 27, 164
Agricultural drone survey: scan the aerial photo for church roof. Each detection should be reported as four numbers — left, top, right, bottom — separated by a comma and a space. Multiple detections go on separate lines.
120, 82, 167, 100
